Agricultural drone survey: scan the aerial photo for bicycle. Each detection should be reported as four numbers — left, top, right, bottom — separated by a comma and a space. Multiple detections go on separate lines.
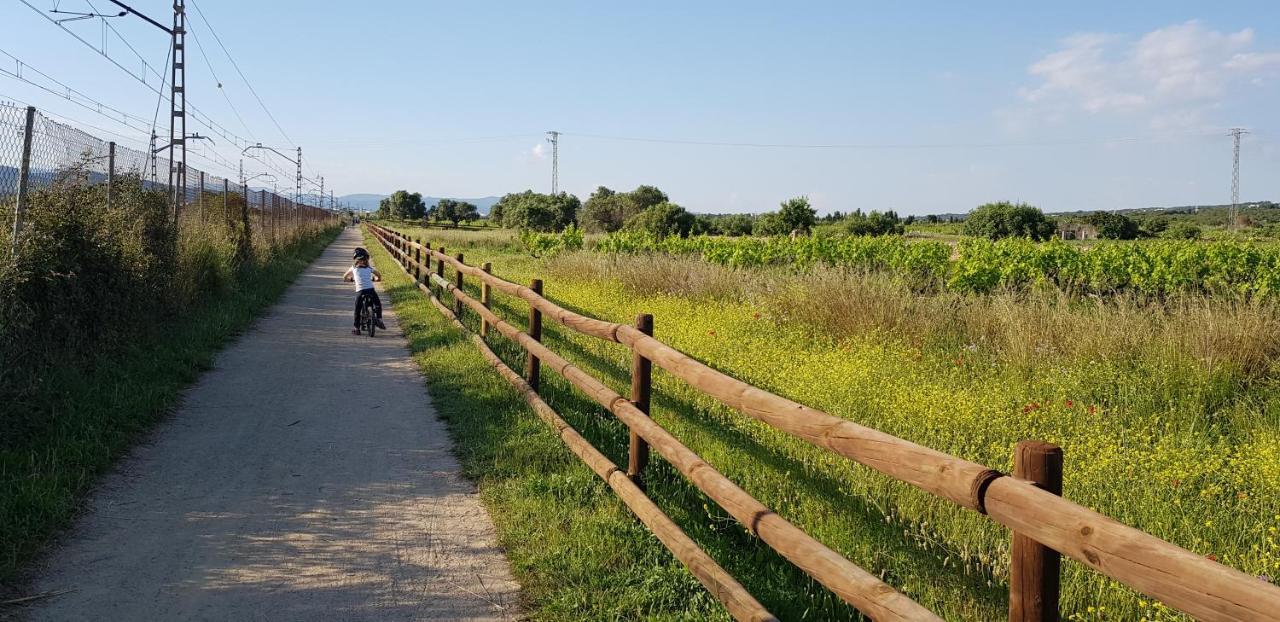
360, 294, 377, 337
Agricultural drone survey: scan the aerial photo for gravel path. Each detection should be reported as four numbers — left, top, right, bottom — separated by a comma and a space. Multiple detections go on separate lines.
18, 227, 520, 621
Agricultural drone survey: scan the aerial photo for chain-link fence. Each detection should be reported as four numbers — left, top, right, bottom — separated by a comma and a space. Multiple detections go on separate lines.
1, 101, 340, 253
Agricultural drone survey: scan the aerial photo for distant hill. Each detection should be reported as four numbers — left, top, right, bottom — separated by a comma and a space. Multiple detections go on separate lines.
337, 193, 501, 215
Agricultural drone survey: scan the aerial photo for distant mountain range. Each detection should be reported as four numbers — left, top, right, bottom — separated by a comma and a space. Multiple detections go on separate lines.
337, 193, 501, 215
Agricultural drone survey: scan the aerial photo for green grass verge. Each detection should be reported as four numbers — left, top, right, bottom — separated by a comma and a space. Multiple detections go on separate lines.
362, 229, 734, 620
0, 226, 342, 585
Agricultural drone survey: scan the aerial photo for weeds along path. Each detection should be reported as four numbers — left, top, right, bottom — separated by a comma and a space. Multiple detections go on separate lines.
18, 227, 519, 621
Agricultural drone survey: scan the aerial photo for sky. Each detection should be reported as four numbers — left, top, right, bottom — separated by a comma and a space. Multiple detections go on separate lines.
2, 0, 1279, 215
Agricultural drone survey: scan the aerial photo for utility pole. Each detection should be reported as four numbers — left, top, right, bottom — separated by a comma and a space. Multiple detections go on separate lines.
169, 0, 186, 222
109, 0, 183, 220
546, 130, 559, 194
1228, 128, 1248, 232
319, 176, 324, 210
296, 147, 303, 209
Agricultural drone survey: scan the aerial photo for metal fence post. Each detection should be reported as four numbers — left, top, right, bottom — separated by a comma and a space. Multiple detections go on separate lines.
526, 279, 543, 390
107, 141, 116, 212
1009, 441, 1063, 622
198, 170, 205, 223
627, 313, 654, 488
11, 105, 36, 255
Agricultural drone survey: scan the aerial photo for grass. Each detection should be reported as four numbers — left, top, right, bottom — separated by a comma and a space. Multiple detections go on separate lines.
0, 225, 341, 586
378, 223, 1280, 621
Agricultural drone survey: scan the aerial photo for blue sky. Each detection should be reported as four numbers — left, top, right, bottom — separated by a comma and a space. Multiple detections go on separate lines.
3, 1, 1278, 214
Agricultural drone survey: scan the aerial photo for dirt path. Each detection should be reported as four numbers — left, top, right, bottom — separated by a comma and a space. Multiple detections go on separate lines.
17, 227, 520, 621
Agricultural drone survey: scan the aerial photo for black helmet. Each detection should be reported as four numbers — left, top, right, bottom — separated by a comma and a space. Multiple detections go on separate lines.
353, 247, 369, 260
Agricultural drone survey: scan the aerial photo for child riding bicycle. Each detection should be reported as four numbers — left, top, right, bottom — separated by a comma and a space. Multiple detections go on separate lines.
343, 247, 386, 334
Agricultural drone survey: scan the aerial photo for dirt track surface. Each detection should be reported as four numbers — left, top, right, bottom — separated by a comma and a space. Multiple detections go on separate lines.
18, 227, 520, 621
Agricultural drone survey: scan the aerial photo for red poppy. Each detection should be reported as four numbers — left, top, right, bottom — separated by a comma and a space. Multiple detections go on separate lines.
1206, 553, 1218, 562
707, 330, 717, 336
1087, 405, 1097, 415
1064, 399, 1074, 408
752, 312, 762, 320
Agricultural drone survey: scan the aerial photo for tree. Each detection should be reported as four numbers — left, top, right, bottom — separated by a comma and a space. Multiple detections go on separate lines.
381, 190, 426, 220
1086, 211, 1140, 240
629, 185, 668, 211
581, 187, 635, 233
456, 201, 480, 224
581, 185, 669, 233
623, 202, 696, 237
843, 209, 904, 236
719, 214, 754, 236
963, 201, 1055, 241
753, 211, 788, 236
777, 196, 817, 234
492, 190, 579, 231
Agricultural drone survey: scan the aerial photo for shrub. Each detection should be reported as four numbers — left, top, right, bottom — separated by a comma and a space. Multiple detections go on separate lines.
519, 224, 584, 257
843, 209, 905, 236
1087, 211, 1141, 240
963, 201, 1056, 240
1165, 222, 1203, 240
778, 196, 817, 234
623, 202, 696, 237
493, 190, 580, 231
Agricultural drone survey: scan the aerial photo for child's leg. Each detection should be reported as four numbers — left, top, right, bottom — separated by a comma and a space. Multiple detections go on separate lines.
370, 290, 383, 318
353, 292, 364, 327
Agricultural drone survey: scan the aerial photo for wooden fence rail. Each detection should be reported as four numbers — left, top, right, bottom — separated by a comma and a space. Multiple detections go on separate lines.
368, 223, 1280, 622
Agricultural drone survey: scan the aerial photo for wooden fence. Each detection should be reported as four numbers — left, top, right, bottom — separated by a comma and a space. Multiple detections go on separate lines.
368, 222, 1280, 622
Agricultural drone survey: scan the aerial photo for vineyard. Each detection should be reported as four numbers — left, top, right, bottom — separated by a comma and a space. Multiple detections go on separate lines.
591, 231, 1280, 297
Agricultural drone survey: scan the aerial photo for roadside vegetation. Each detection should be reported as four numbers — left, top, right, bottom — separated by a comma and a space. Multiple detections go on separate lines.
375, 220, 1279, 621
0, 167, 342, 583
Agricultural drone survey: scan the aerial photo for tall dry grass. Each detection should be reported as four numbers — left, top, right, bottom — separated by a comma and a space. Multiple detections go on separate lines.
547, 251, 1280, 390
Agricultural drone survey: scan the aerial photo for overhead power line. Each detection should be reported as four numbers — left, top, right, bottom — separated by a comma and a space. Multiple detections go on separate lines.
185, 18, 253, 138
17, 0, 257, 150
0, 47, 155, 135
188, 0, 293, 147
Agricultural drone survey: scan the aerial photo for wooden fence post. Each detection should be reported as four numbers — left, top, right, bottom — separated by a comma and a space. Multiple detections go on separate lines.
526, 279, 543, 390
1009, 440, 1063, 622
10, 105, 35, 255
414, 237, 422, 282
436, 246, 445, 280
454, 253, 465, 317
627, 313, 655, 488
480, 262, 492, 337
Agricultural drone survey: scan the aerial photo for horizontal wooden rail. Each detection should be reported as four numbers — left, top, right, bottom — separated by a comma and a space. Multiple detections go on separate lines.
370, 223, 1280, 621
419, 277, 778, 622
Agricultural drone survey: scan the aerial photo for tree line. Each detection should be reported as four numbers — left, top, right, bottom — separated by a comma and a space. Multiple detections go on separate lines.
376, 191, 482, 226
375, 184, 1233, 242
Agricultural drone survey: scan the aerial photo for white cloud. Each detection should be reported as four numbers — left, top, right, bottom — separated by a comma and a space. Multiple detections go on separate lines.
1017, 21, 1279, 127
530, 143, 547, 160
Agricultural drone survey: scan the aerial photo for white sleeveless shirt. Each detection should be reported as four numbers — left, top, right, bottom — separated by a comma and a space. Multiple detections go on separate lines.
352, 266, 375, 291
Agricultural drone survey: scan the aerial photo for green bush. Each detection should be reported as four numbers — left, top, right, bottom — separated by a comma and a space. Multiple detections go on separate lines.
963, 201, 1056, 241
843, 210, 905, 236
1165, 222, 1203, 240
623, 202, 696, 237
